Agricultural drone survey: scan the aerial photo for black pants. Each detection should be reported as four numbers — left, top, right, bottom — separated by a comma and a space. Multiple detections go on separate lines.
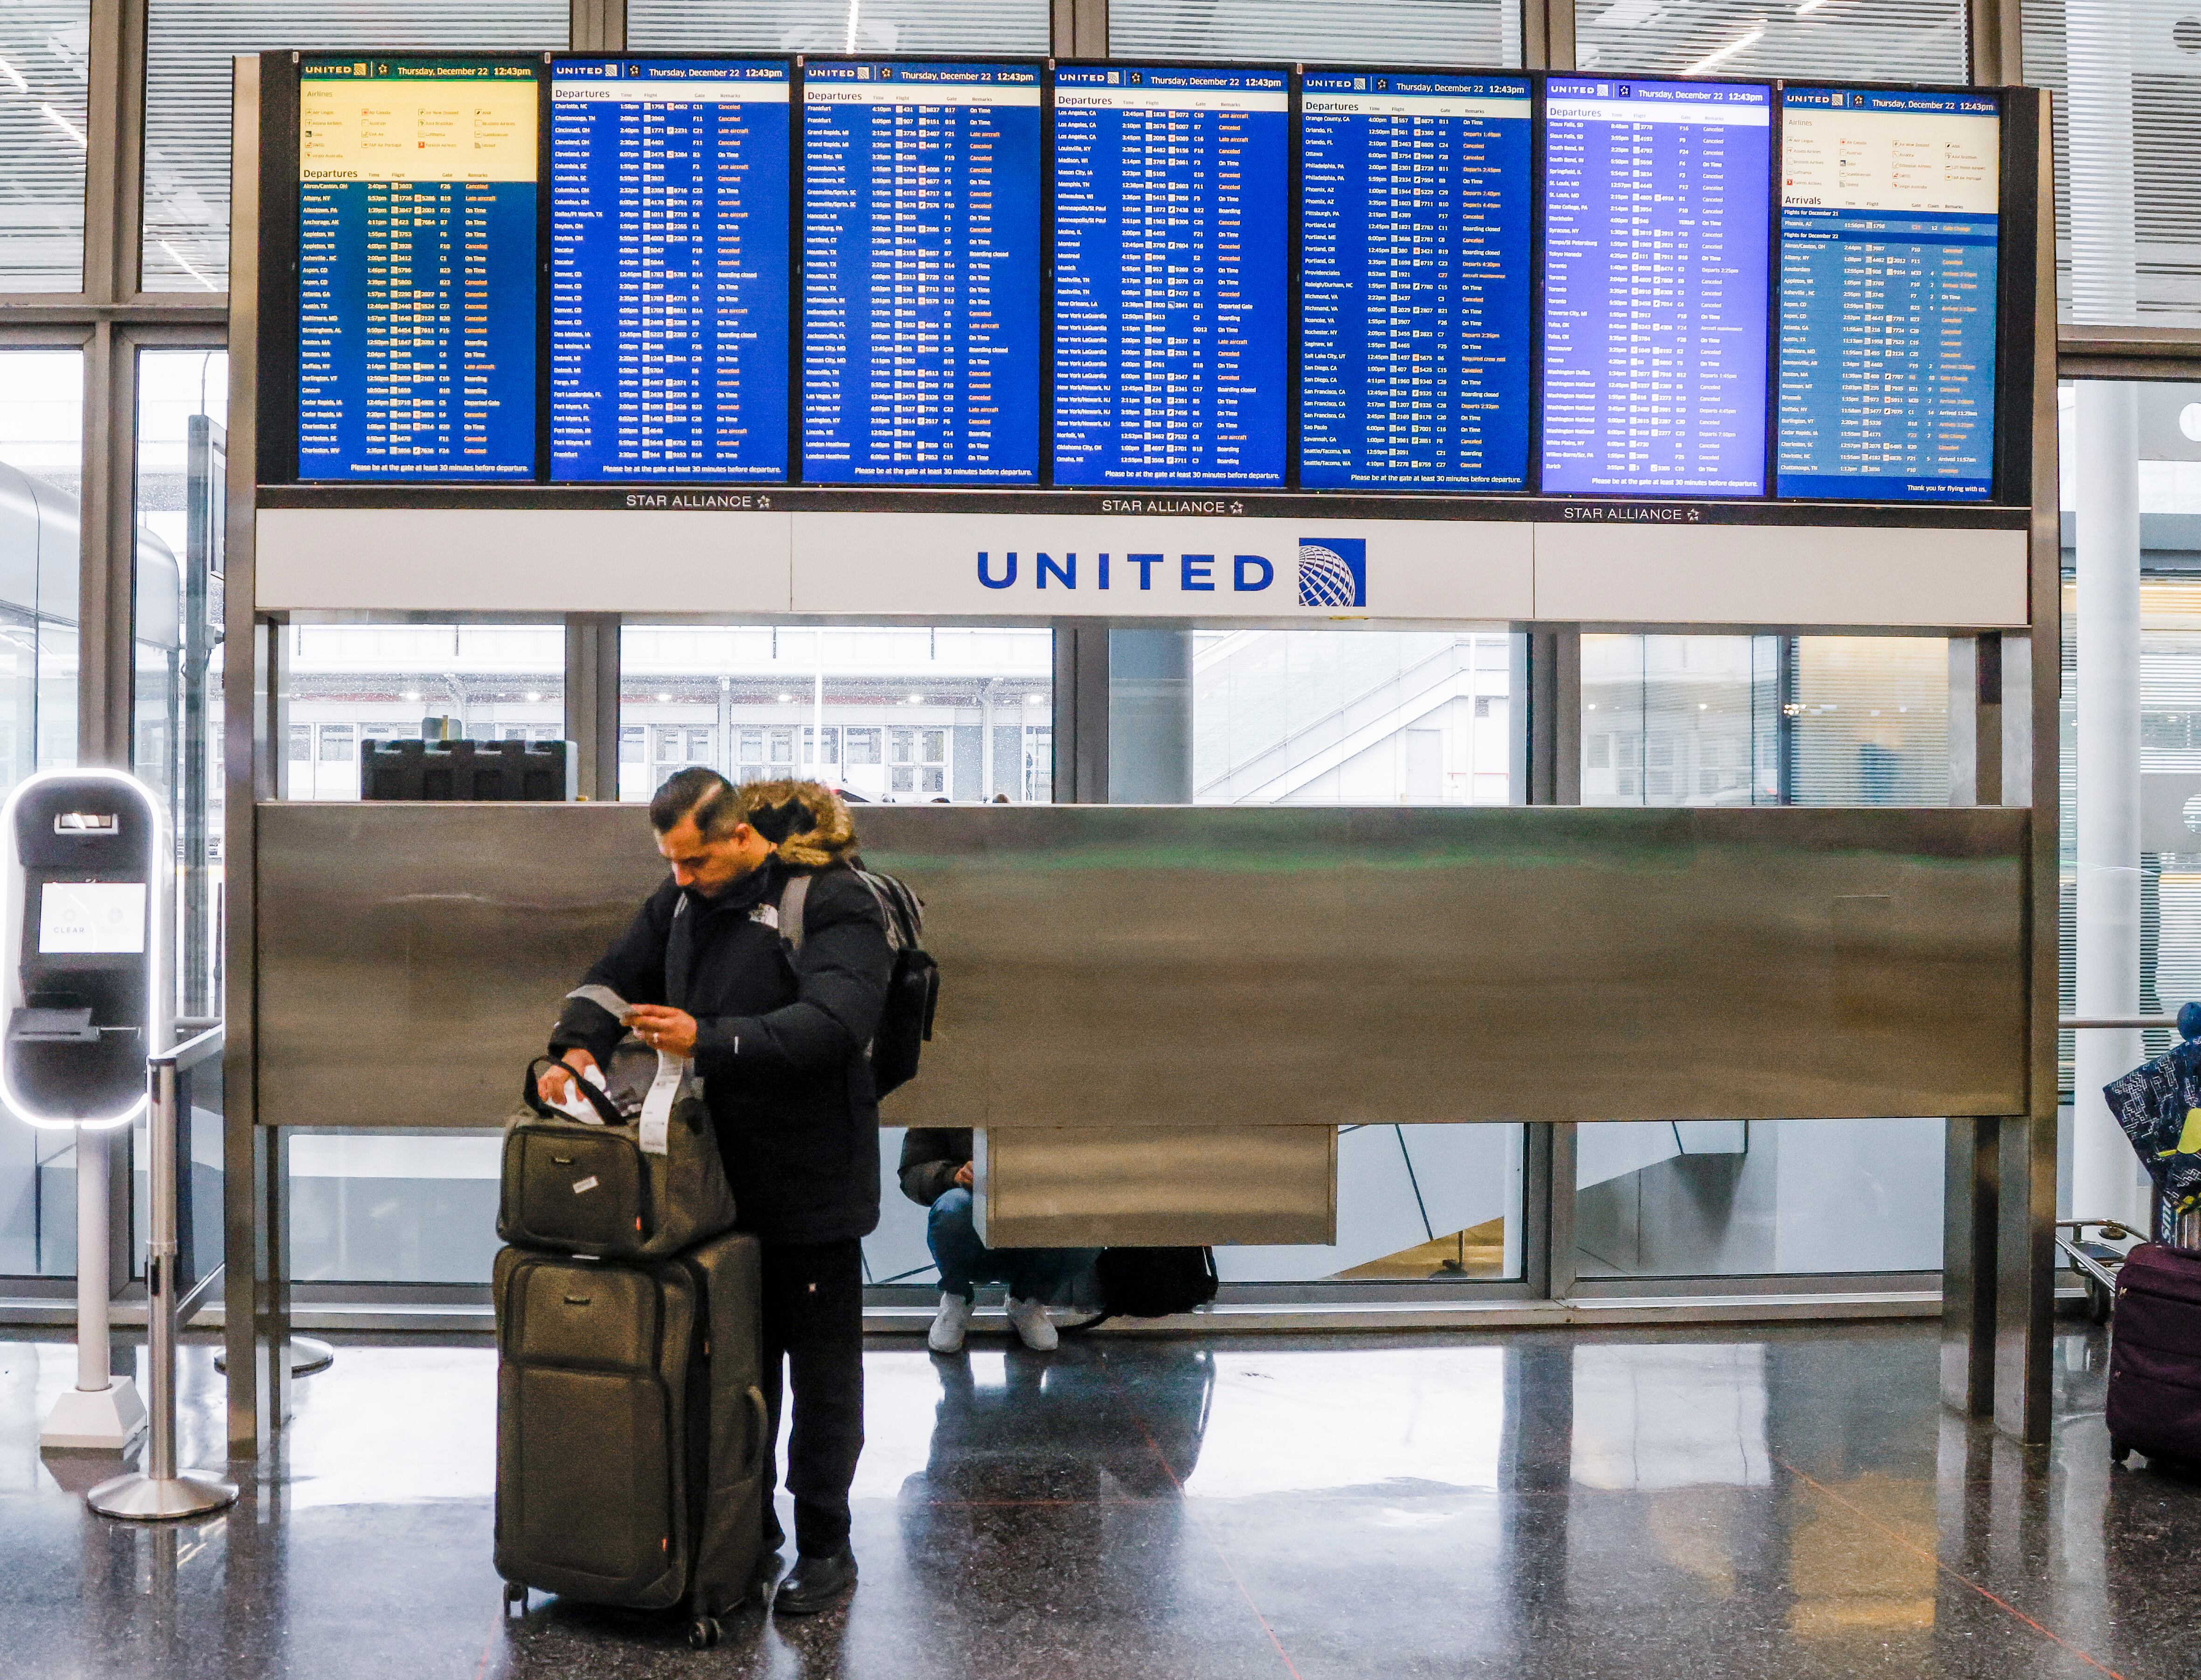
758, 1237, 865, 1558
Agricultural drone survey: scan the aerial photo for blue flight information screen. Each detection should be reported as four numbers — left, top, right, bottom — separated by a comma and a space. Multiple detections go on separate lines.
1052, 65, 1290, 487
800, 61, 1042, 484
1299, 71, 1534, 492
1777, 88, 2000, 501
1541, 78, 1772, 497
296, 58, 539, 479
548, 59, 791, 482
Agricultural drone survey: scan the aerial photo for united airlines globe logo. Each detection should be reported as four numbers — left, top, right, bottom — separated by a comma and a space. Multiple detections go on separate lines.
1298, 538, 1367, 608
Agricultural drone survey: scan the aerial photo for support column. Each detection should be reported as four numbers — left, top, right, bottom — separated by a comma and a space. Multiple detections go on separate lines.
563, 612, 620, 802
2073, 382, 2145, 1229
1052, 625, 1109, 803
1941, 1116, 1999, 1416
1107, 629, 1193, 803
1520, 627, 1581, 807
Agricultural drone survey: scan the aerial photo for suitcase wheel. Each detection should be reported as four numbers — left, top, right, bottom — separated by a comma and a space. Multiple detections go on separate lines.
687, 1616, 722, 1650
2111, 1438, 2132, 1466
503, 1582, 528, 1618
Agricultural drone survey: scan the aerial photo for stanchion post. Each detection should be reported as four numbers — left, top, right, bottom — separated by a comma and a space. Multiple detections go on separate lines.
87, 1026, 237, 1520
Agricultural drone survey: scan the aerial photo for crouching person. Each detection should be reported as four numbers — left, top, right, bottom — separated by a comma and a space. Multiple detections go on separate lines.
900, 1128, 1099, 1354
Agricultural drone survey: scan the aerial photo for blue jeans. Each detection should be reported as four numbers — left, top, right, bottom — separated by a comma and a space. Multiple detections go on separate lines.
927, 1187, 1098, 1305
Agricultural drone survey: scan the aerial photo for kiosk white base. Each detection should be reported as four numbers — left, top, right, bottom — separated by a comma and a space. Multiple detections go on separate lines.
42, 1379, 146, 1451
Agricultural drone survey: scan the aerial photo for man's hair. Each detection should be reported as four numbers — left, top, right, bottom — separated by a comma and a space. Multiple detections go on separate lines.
649, 768, 858, 869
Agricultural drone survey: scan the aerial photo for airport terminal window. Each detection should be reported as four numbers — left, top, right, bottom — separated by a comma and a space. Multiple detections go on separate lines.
860, 1124, 1528, 1290
290, 1131, 501, 1285
277, 622, 566, 801
618, 625, 1054, 805
1108, 0, 1520, 67
0, 0, 90, 291
2022, 3, 2201, 326
1574, 0, 1967, 82
1113, 628, 1514, 806
1583, 634, 1951, 808
0, 349, 84, 1276
140, 0, 569, 291
628, 0, 1050, 54
1573, 1118, 1945, 1279
1578, 632, 1951, 1280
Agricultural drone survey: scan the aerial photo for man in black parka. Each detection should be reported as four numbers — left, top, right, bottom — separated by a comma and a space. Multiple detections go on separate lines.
536, 769, 890, 1615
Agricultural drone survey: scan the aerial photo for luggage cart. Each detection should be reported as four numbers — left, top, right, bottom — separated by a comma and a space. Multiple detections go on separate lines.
2056, 1217, 2141, 1323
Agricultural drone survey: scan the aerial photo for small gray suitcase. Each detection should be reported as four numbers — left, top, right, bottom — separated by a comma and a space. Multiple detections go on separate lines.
493, 1231, 766, 1647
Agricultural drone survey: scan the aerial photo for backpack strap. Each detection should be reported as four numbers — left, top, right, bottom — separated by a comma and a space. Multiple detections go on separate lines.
778, 873, 812, 960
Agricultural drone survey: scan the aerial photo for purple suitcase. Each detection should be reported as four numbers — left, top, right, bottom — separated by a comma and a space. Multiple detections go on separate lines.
2107, 1241, 2201, 1467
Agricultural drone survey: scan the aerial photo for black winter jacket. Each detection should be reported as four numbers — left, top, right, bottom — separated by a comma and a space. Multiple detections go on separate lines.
549, 860, 892, 1245
898, 1127, 973, 1208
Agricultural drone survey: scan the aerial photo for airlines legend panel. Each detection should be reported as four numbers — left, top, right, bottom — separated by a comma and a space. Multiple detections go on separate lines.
1776, 87, 2000, 502
296, 58, 539, 480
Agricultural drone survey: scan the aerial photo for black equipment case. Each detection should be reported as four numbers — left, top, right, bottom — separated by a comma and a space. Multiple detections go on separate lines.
493, 1231, 766, 1645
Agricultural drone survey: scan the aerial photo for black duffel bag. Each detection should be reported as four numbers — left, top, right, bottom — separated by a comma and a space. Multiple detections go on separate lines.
498, 1051, 736, 1261
1061, 1246, 1220, 1333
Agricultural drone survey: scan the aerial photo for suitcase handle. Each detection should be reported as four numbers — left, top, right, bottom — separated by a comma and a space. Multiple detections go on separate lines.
745, 1385, 769, 1477
521, 1055, 625, 1127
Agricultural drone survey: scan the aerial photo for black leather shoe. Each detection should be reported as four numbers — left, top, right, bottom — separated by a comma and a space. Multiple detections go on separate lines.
773, 1546, 857, 1616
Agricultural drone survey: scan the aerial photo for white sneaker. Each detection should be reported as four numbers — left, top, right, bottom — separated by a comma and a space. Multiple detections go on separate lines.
1006, 1297, 1059, 1352
928, 1294, 972, 1354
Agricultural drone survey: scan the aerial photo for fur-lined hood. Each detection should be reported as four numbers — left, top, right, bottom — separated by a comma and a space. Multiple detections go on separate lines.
730, 778, 859, 870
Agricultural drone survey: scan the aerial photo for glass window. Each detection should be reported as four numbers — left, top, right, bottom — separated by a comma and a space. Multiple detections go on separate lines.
1109, 0, 1519, 66
628, 0, 1049, 53
861, 1122, 1528, 1290
290, 1131, 500, 1284
1573, 1118, 1944, 1278
1114, 628, 1513, 805
2022, 2, 2199, 326
1578, 631, 1951, 1279
279, 621, 566, 800
0, 349, 84, 1276
134, 348, 227, 1021
619, 625, 1053, 804
1575, 0, 1967, 82
140, 0, 569, 292
1583, 634, 1951, 807
0, 0, 90, 291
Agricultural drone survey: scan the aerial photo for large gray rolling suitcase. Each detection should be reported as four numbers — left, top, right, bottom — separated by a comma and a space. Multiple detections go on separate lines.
494, 1231, 766, 1648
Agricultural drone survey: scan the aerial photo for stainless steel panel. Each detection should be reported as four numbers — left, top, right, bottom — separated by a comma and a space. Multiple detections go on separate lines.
256, 801, 2025, 1132
975, 1126, 1336, 1249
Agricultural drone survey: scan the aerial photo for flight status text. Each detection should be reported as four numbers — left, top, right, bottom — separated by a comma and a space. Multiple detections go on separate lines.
1541, 78, 1771, 497
296, 59, 537, 479
1776, 88, 2000, 502
800, 62, 1042, 484
549, 59, 790, 482
1299, 72, 1534, 492
1052, 65, 1289, 487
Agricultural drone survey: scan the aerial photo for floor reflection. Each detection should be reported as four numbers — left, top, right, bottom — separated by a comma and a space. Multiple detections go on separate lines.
0, 1324, 2194, 1679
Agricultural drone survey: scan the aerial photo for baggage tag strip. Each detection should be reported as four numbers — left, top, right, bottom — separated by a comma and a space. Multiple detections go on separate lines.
564, 984, 677, 1151
638, 1052, 683, 1158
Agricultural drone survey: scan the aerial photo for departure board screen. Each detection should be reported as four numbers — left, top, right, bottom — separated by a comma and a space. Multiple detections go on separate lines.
549, 59, 791, 482
1299, 71, 1534, 492
297, 58, 538, 479
1540, 78, 1772, 498
799, 61, 1042, 485
1053, 65, 1290, 488
1776, 88, 2000, 502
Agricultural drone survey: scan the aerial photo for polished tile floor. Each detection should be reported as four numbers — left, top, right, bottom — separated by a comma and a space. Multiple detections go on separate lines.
0, 1321, 2192, 1679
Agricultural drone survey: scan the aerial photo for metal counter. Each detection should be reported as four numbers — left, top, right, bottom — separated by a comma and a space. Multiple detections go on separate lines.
256, 801, 2026, 1132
